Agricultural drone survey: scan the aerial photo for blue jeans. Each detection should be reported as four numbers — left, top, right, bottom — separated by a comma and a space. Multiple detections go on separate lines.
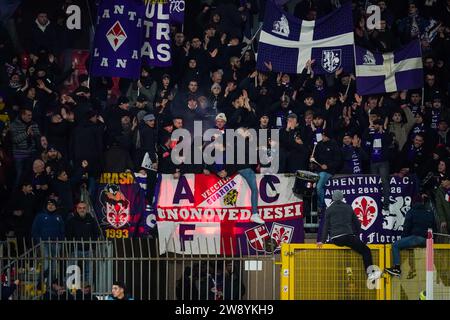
317, 172, 332, 211
239, 168, 259, 215
39, 243, 61, 287
392, 235, 426, 266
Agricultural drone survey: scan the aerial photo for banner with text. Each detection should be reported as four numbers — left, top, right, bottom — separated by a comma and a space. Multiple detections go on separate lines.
91, 0, 144, 79
169, 0, 185, 24
156, 174, 305, 255
322, 175, 416, 244
94, 172, 155, 239
142, 1, 172, 67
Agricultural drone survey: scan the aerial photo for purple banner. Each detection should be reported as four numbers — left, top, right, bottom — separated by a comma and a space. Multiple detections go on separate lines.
142, 2, 172, 67
91, 0, 144, 79
321, 175, 417, 244
169, 0, 185, 24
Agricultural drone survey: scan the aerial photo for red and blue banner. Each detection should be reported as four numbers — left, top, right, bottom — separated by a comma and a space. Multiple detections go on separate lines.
94, 172, 154, 239
155, 174, 305, 255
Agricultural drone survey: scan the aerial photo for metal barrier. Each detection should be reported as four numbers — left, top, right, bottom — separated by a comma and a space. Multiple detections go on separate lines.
3, 239, 450, 300
280, 244, 387, 300
280, 243, 450, 300
0, 238, 279, 300
388, 245, 450, 300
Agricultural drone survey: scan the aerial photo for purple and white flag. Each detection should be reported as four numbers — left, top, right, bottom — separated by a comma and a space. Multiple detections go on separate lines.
256, 0, 354, 74
141, 1, 172, 67
91, 0, 144, 79
355, 40, 424, 95
169, 0, 185, 24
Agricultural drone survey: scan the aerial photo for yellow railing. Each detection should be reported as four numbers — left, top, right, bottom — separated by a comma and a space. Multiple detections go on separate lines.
281, 244, 450, 300
388, 244, 450, 300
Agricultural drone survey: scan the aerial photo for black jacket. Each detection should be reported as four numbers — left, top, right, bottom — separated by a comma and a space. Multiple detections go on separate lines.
137, 123, 158, 164
70, 121, 104, 176
402, 204, 437, 239
65, 213, 99, 249
315, 139, 342, 175
103, 145, 135, 173
49, 167, 85, 218
398, 143, 429, 178
363, 129, 393, 164
28, 21, 58, 54
6, 191, 38, 238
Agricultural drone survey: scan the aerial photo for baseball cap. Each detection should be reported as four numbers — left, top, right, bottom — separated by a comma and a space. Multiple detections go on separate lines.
143, 113, 155, 121
432, 92, 443, 101
118, 96, 130, 105
211, 83, 221, 90
287, 113, 298, 120
47, 198, 57, 206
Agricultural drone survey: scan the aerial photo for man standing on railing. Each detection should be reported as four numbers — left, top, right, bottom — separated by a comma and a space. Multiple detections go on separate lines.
318, 190, 381, 282
363, 118, 392, 216
311, 128, 342, 216
385, 195, 437, 277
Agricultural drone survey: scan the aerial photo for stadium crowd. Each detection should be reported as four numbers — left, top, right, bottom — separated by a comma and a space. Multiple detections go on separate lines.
0, 0, 450, 245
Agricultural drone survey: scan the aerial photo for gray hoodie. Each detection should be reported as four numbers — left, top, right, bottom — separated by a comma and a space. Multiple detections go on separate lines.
320, 200, 361, 243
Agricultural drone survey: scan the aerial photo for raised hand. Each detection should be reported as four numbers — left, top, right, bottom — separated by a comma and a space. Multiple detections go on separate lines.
354, 93, 363, 105
264, 61, 273, 71
209, 48, 218, 58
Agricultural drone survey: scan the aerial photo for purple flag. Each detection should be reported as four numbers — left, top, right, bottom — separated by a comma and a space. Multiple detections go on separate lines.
319, 175, 416, 244
91, 0, 144, 79
355, 40, 424, 95
141, 1, 172, 67
257, 0, 354, 74
169, 0, 185, 24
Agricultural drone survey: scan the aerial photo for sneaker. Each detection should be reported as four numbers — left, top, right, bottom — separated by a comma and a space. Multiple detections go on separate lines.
385, 267, 401, 277
367, 270, 382, 282
250, 214, 265, 224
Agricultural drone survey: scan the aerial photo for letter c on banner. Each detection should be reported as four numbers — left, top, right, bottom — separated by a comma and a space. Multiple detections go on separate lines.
260, 175, 280, 203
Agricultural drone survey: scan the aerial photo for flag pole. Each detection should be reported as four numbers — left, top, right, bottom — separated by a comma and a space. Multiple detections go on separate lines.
422, 87, 425, 106
85, 0, 96, 89
344, 77, 352, 97
240, 24, 263, 60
